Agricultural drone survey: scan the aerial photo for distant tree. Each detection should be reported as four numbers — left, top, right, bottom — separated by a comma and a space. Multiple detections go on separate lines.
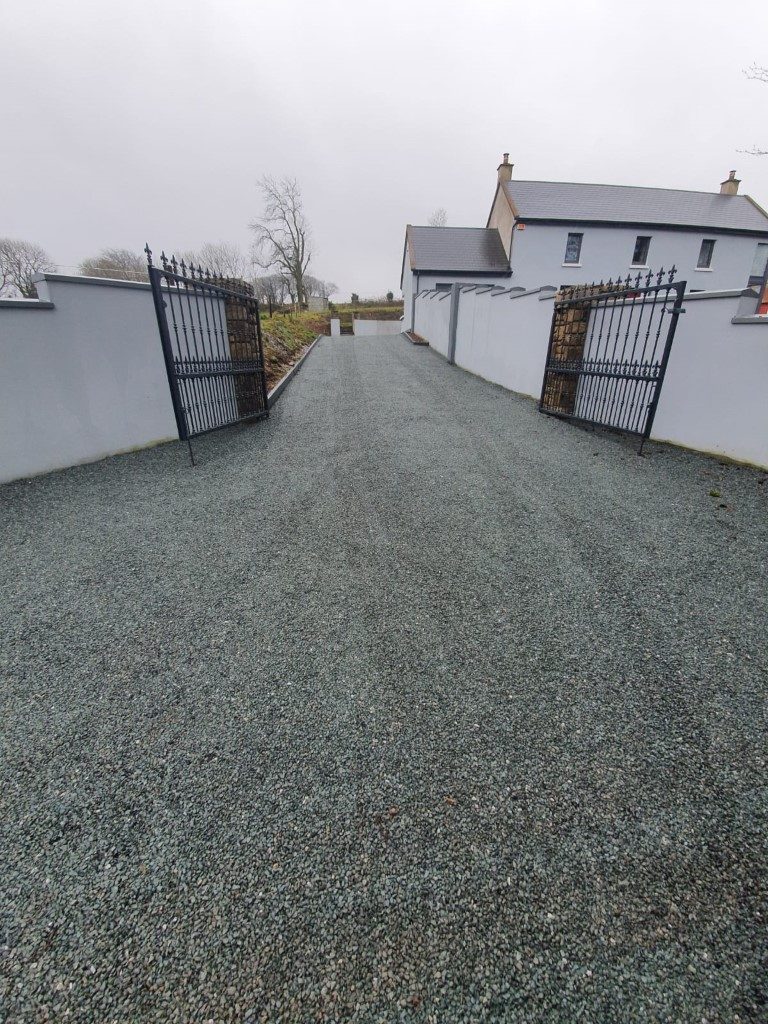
78, 247, 147, 282
304, 275, 338, 300
0, 237, 56, 297
251, 176, 311, 305
741, 64, 767, 155
351, 292, 360, 303
253, 273, 289, 308
179, 241, 247, 280
428, 208, 448, 227
386, 291, 394, 301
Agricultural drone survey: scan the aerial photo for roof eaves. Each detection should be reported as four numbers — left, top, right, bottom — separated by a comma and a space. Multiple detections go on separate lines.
410, 267, 512, 276
514, 216, 768, 237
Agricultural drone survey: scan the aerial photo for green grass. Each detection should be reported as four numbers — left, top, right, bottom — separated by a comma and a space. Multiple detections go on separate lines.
260, 311, 328, 388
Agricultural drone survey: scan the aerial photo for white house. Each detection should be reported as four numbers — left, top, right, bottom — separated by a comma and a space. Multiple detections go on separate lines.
400, 225, 512, 333
402, 156, 768, 329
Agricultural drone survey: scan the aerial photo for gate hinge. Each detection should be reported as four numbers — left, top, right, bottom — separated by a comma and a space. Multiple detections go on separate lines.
665, 306, 686, 314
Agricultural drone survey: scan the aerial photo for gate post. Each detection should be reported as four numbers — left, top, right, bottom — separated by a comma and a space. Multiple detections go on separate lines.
447, 282, 461, 365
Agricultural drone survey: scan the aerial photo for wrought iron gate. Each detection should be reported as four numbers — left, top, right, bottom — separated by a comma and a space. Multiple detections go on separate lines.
539, 268, 685, 450
146, 245, 268, 460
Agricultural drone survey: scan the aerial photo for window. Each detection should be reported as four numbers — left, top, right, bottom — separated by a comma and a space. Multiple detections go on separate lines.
435, 283, 451, 292
749, 242, 768, 284
697, 239, 716, 269
563, 232, 583, 265
631, 235, 651, 266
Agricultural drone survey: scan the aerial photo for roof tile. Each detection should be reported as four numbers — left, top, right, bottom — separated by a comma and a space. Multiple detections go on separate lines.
503, 181, 768, 233
408, 226, 509, 273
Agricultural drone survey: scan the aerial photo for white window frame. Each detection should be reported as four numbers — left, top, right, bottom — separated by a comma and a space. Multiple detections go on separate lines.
563, 232, 583, 266
631, 235, 651, 268
696, 238, 716, 270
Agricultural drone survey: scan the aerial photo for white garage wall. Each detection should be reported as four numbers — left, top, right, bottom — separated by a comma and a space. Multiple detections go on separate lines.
0, 274, 179, 484
455, 285, 556, 398
652, 293, 768, 467
413, 289, 452, 356
352, 318, 407, 335
414, 283, 768, 469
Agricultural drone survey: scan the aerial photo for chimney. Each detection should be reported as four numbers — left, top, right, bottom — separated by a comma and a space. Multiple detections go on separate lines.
497, 152, 513, 184
720, 170, 740, 196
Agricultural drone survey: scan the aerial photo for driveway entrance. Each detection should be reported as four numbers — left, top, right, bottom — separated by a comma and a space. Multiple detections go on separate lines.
2, 334, 766, 1022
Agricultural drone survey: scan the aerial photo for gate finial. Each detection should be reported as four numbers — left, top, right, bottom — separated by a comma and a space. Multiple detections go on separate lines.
144, 243, 153, 267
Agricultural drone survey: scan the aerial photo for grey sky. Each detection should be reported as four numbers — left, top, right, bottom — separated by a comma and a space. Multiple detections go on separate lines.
3, 0, 767, 300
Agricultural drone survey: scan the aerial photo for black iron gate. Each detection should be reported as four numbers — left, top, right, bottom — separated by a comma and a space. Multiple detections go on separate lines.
539, 267, 685, 450
146, 245, 268, 461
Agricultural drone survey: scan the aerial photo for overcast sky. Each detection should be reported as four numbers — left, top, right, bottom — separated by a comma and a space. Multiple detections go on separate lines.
3, 0, 767, 299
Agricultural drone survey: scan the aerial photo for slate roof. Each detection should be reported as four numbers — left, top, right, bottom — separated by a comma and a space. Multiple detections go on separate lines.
406, 226, 510, 274
502, 180, 768, 234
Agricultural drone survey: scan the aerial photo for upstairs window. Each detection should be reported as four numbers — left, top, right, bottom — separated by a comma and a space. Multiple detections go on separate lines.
749, 242, 768, 283
631, 235, 651, 266
563, 232, 583, 265
697, 239, 716, 269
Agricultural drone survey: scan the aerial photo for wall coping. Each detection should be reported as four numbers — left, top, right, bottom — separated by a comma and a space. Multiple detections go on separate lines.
731, 315, 768, 325
507, 285, 556, 301
32, 271, 152, 292
0, 298, 55, 310
683, 287, 757, 302
417, 283, 757, 307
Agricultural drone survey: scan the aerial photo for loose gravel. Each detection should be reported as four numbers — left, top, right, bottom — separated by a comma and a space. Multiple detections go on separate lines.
1, 334, 767, 1023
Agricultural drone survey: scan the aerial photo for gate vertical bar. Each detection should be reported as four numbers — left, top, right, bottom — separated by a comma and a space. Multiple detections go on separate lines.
639, 280, 685, 454
146, 250, 192, 461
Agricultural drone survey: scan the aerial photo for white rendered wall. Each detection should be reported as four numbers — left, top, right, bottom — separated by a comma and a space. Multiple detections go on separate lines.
0, 275, 179, 483
652, 295, 768, 466
402, 262, 414, 330
413, 289, 452, 357
414, 284, 768, 468
352, 319, 406, 335
454, 286, 556, 399
510, 223, 766, 294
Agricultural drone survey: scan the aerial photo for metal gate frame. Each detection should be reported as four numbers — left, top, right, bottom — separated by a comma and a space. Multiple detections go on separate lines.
539, 267, 686, 452
146, 245, 269, 463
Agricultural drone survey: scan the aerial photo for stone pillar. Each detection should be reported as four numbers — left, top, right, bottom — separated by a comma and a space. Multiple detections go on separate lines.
223, 280, 264, 418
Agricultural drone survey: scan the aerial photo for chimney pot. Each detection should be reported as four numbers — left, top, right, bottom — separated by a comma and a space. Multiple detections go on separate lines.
497, 153, 513, 184
720, 169, 741, 196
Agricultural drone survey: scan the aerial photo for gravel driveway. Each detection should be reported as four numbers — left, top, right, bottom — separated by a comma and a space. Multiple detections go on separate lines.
2, 334, 767, 1023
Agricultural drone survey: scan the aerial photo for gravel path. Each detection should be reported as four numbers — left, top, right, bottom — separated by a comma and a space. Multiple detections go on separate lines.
2, 334, 767, 1023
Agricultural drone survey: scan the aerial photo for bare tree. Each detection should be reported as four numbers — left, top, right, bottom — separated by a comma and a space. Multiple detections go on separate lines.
253, 273, 290, 311
0, 238, 56, 297
740, 64, 767, 156
78, 248, 147, 282
251, 177, 311, 305
304, 275, 338, 299
428, 208, 448, 227
179, 241, 248, 280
